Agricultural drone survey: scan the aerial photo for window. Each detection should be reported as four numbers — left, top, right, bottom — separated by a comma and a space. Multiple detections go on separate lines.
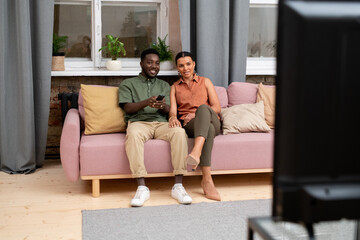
53, 0, 169, 70
248, 6, 277, 58
247, 0, 278, 75
54, 1, 92, 61
101, 3, 157, 58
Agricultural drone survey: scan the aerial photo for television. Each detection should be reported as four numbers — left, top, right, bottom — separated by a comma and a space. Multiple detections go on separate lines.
273, 0, 360, 227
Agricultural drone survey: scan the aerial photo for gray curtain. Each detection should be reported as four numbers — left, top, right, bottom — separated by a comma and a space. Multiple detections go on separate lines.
178, 0, 249, 87
0, 0, 54, 174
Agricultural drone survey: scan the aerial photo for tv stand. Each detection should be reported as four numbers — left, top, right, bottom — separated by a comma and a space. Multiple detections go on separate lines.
305, 223, 315, 240
248, 217, 359, 240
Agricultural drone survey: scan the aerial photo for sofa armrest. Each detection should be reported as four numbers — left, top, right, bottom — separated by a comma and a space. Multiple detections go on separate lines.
60, 108, 81, 182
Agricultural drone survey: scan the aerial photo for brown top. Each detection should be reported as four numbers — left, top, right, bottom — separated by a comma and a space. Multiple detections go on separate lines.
174, 74, 210, 120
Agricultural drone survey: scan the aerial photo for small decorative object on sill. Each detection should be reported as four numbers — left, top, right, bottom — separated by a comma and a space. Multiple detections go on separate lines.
151, 34, 174, 70
106, 60, 122, 71
52, 53, 65, 71
99, 34, 126, 71
52, 33, 68, 71
160, 61, 173, 71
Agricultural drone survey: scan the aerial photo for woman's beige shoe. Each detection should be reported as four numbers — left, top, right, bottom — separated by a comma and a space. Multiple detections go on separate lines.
186, 154, 200, 171
201, 180, 221, 201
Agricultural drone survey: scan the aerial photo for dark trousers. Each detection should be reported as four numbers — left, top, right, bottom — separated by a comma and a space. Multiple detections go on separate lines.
183, 105, 221, 166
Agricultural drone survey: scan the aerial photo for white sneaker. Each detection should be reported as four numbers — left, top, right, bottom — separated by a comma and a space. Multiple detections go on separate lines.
131, 186, 150, 207
171, 184, 192, 204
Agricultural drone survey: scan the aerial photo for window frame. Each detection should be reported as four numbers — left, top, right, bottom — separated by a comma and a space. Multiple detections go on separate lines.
53, 0, 278, 76
54, 0, 169, 71
246, 0, 278, 75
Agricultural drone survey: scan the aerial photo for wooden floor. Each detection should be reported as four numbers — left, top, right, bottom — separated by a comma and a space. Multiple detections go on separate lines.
0, 160, 272, 240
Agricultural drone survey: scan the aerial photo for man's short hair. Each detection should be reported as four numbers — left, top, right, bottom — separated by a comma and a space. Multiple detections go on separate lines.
141, 48, 160, 61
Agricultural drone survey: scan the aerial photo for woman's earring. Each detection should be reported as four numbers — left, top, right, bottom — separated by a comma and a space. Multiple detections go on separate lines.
178, 72, 182, 78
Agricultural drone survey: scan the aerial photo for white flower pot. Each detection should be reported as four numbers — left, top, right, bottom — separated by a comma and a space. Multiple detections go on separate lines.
160, 61, 173, 70
106, 60, 122, 71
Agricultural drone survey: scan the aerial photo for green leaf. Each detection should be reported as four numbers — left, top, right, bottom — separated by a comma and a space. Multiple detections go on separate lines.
52, 33, 68, 55
107, 35, 113, 41
150, 34, 173, 62
98, 34, 127, 60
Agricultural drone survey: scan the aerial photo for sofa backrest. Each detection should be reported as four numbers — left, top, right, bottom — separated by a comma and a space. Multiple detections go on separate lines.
78, 89, 85, 121
227, 82, 259, 107
78, 82, 264, 120
214, 86, 228, 108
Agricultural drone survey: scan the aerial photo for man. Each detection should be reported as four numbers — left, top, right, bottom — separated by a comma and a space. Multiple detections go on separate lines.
119, 49, 192, 207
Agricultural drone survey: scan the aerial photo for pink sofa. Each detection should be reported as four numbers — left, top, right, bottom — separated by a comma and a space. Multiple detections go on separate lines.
60, 82, 274, 197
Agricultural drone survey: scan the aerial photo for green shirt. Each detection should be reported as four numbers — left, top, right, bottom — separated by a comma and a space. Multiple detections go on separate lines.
119, 74, 170, 123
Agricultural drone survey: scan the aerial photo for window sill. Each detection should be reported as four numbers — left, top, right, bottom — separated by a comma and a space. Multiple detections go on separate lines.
246, 58, 276, 75
51, 61, 277, 77
51, 67, 178, 77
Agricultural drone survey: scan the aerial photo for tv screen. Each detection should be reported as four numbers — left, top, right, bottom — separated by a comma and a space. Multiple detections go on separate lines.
273, 0, 360, 224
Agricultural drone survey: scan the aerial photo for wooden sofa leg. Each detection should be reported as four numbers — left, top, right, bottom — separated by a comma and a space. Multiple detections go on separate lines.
92, 179, 100, 198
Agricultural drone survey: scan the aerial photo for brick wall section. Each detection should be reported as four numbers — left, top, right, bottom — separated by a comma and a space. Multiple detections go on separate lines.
46, 75, 275, 159
246, 75, 276, 85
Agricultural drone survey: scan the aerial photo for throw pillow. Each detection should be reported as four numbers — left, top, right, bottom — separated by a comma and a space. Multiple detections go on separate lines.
220, 101, 271, 135
256, 83, 276, 128
81, 84, 126, 135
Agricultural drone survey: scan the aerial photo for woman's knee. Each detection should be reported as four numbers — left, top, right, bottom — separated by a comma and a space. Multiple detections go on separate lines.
195, 105, 212, 121
196, 104, 211, 114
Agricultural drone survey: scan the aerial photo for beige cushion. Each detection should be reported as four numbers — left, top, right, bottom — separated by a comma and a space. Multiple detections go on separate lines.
220, 101, 271, 135
81, 84, 126, 135
256, 83, 276, 128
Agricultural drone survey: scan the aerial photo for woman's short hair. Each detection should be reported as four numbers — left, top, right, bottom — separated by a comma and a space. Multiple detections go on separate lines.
175, 51, 195, 65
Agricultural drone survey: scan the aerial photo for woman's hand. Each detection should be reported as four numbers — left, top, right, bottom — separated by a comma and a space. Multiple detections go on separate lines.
183, 113, 195, 126
169, 116, 182, 128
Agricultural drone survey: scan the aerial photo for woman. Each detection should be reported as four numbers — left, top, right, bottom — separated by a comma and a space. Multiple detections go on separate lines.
169, 51, 221, 201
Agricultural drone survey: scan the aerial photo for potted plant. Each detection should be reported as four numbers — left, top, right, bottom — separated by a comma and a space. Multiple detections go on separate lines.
99, 34, 126, 71
52, 33, 68, 71
151, 34, 174, 70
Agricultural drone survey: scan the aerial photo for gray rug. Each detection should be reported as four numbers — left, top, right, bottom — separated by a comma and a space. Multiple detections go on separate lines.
82, 199, 271, 240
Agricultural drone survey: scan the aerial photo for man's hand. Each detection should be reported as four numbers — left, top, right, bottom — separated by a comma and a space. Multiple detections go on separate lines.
148, 96, 166, 110
123, 96, 168, 114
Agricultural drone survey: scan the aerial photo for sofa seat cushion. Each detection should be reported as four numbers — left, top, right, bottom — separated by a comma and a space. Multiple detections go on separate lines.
80, 133, 177, 176
205, 130, 274, 170
79, 130, 274, 176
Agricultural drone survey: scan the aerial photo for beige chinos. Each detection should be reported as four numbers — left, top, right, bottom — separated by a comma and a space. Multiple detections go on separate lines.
125, 121, 188, 178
